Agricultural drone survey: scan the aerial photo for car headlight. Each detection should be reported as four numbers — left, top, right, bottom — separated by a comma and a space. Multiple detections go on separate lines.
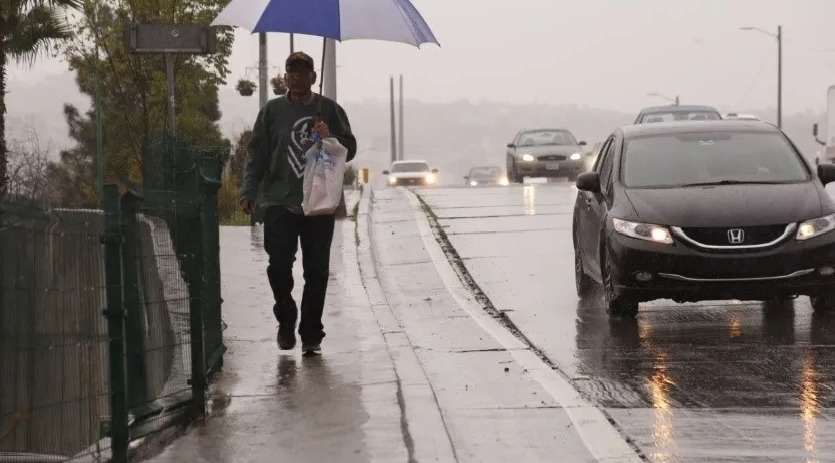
521, 154, 535, 162
469, 180, 478, 186
388, 176, 397, 184
425, 173, 436, 183
797, 214, 835, 240
570, 152, 582, 161
498, 177, 509, 186
612, 218, 673, 244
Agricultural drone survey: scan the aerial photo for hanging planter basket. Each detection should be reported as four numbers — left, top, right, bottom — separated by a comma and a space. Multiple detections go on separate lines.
271, 75, 287, 95
236, 79, 256, 96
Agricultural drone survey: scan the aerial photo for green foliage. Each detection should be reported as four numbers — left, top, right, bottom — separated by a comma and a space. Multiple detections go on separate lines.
47, 0, 235, 203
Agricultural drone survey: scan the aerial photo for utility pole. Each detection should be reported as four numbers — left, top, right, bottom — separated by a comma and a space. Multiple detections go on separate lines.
675, 95, 680, 106
398, 75, 404, 160
323, 39, 336, 100
94, 6, 104, 204
258, 33, 268, 108
390, 76, 396, 163
777, 25, 782, 129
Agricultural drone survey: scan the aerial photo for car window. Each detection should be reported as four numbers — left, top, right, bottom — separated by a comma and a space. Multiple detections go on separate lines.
593, 138, 613, 172
639, 111, 721, 123
392, 162, 430, 173
516, 130, 577, 147
598, 138, 616, 193
470, 167, 502, 176
621, 131, 810, 188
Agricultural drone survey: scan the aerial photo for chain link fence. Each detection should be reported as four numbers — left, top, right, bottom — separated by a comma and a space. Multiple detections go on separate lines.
0, 135, 226, 462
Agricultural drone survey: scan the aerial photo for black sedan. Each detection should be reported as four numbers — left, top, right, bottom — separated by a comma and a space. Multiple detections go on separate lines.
572, 120, 835, 317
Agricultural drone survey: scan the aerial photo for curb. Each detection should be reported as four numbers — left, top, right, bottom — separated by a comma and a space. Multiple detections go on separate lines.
402, 187, 646, 463
354, 187, 459, 462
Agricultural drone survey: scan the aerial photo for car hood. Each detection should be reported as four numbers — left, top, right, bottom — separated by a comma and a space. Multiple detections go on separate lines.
624, 182, 824, 227
514, 145, 581, 156
391, 172, 430, 179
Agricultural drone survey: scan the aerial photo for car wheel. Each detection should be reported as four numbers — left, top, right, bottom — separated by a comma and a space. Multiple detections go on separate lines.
810, 293, 835, 313
602, 249, 638, 318
574, 240, 595, 299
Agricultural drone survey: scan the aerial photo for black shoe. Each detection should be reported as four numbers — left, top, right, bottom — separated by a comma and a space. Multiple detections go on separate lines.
277, 326, 296, 350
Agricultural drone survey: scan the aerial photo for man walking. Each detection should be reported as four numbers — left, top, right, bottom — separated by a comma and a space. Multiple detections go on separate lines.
239, 51, 357, 354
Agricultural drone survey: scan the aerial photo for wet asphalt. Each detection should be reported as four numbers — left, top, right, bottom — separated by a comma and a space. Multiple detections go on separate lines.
415, 181, 835, 463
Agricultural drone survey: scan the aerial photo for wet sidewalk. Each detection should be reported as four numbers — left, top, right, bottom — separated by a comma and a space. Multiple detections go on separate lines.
145, 191, 410, 462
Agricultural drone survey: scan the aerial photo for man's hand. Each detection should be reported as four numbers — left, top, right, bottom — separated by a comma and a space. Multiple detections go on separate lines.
240, 199, 255, 215
313, 119, 330, 139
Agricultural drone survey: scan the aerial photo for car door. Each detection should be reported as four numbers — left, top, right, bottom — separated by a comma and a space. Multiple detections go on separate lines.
580, 135, 616, 278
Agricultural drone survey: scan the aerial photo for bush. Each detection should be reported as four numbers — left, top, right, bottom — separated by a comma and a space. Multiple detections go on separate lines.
344, 164, 357, 186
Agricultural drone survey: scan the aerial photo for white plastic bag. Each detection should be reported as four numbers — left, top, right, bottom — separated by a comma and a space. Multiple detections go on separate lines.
302, 138, 348, 216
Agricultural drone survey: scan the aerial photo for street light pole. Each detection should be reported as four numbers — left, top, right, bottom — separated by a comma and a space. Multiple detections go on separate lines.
740, 25, 782, 128
777, 25, 782, 129
647, 92, 679, 106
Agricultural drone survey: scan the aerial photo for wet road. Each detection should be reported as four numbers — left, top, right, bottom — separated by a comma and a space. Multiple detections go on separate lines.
416, 182, 835, 462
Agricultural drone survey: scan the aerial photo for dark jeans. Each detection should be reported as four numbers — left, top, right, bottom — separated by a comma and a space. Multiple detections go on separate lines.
263, 206, 336, 345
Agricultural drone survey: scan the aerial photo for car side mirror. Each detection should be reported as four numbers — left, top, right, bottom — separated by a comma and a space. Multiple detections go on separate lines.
818, 163, 835, 185
383, 170, 390, 175
578, 141, 587, 146
813, 123, 819, 137
576, 172, 601, 192
507, 143, 515, 148
432, 168, 439, 173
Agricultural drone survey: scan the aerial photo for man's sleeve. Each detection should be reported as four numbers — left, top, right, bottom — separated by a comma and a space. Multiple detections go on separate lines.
240, 106, 270, 201
330, 102, 358, 162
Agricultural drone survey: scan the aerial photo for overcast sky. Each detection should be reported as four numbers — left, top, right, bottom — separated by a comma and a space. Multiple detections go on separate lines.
7, 0, 835, 146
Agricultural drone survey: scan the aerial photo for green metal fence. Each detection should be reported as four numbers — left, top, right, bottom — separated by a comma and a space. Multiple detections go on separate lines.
0, 136, 226, 462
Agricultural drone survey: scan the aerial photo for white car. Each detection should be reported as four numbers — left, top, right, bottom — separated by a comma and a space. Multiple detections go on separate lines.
383, 160, 439, 187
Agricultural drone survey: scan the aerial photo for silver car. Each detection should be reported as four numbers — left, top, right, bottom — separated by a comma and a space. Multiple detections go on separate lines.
506, 128, 587, 183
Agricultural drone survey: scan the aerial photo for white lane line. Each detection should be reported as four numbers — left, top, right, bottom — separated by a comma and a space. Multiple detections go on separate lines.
401, 187, 643, 463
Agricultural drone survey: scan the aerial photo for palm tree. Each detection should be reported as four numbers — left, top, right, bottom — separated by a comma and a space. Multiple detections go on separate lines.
0, 0, 80, 194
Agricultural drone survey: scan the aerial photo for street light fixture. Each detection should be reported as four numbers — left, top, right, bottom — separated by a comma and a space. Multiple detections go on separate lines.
648, 92, 679, 106
740, 25, 782, 128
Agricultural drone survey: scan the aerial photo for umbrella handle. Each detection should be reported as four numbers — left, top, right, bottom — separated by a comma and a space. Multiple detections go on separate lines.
317, 37, 327, 118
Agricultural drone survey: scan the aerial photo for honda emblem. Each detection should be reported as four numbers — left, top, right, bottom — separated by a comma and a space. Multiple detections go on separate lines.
727, 228, 745, 244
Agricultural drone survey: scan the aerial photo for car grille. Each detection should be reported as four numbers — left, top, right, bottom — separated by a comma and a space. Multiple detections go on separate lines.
396, 177, 424, 185
678, 224, 790, 247
537, 155, 566, 161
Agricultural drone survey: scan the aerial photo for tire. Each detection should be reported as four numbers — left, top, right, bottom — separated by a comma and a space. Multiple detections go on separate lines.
574, 241, 595, 299
810, 292, 835, 313
601, 248, 639, 318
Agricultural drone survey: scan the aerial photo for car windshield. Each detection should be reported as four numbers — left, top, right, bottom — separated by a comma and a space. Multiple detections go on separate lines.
470, 167, 502, 177
640, 111, 721, 123
392, 162, 430, 173
622, 131, 809, 188
516, 130, 577, 146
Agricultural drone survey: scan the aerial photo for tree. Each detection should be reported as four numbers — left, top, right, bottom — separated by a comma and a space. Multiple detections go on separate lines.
5, 124, 54, 201
50, 0, 234, 203
0, 0, 80, 194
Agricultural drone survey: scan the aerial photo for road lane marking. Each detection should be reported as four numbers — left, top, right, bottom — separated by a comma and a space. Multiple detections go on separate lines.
400, 187, 644, 463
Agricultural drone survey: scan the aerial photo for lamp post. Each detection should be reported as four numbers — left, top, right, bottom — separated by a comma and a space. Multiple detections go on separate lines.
741, 25, 782, 128
647, 92, 679, 106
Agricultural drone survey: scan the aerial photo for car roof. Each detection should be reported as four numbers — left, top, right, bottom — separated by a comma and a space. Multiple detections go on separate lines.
518, 127, 572, 133
638, 105, 720, 114
620, 120, 778, 138
392, 159, 428, 164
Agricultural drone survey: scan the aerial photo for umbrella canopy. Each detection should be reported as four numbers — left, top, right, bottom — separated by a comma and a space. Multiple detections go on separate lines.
211, 0, 439, 47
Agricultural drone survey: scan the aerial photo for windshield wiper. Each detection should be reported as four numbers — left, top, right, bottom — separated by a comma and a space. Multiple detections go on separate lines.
678, 180, 784, 187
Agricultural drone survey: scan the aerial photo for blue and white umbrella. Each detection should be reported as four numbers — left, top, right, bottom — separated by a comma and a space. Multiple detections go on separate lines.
211, 0, 439, 48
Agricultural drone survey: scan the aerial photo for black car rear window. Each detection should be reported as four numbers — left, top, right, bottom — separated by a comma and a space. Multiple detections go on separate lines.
622, 131, 809, 188
639, 111, 721, 123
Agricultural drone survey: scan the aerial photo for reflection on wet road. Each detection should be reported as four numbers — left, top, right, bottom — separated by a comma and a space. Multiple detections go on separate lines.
417, 183, 835, 462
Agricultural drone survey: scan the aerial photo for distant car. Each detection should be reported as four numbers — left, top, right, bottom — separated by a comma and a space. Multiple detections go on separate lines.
634, 105, 722, 124
573, 120, 835, 317
383, 160, 438, 187
506, 128, 587, 182
464, 166, 508, 186
724, 112, 761, 121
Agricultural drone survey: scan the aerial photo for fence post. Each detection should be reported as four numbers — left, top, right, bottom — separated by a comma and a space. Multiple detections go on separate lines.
102, 184, 129, 463
120, 189, 149, 409
198, 155, 224, 374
